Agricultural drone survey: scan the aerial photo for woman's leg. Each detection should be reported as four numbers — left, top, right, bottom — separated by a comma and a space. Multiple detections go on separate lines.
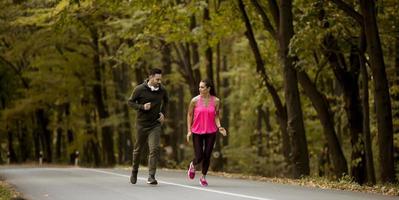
201, 133, 216, 175
192, 133, 205, 165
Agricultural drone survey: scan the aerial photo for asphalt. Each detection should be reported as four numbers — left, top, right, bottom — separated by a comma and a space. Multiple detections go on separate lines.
0, 167, 398, 200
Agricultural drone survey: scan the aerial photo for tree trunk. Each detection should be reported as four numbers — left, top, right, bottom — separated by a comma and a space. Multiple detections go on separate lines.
32, 114, 40, 162
347, 43, 367, 184
112, 63, 132, 164
65, 103, 74, 144
175, 15, 202, 97
36, 109, 52, 163
81, 91, 102, 166
279, 0, 309, 177
237, 0, 291, 169
173, 40, 201, 97
135, 61, 145, 84
359, 0, 395, 183
204, 1, 214, 84
90, 27, 115, 166
262, 108, 272, 150
177, 86, 185, 162
297, 71, 348, 178
17, 120, 30, 162
190, 16, 202, 86
162, 42, 180, 164
55, 105, 64, 162
216, 43, 221, 94
221, 55, 230, 147
205, 34, 223, 171
256, 106, 264, 157
7, 128, 17, 163
191, 15, 202, 90
63, 103, 75, 164
394, 22, 399, 175
55, 128, 62, 162
359, 28, 376, 184
322, 33, 366, 184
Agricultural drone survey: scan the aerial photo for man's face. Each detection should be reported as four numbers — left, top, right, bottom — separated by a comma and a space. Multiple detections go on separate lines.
149, 73, 162, 87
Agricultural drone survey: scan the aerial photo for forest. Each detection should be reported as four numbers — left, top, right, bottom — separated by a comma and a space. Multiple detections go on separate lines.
0, 0, 398, 186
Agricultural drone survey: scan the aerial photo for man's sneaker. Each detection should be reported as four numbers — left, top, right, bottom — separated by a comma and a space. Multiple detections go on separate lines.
187, 162, 195, 179
199, 176, 208, 187
130, 171, 138, 184
147, 175, 158, 185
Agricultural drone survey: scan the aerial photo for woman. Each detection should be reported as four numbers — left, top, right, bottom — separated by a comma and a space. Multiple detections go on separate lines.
186, 79, 227, 186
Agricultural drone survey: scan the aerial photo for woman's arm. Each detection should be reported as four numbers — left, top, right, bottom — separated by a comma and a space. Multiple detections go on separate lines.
215, 98, 222, 128
186, 98, 196, 142
215, 98, 227, 136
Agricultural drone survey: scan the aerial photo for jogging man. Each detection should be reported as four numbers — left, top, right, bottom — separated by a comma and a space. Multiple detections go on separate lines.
128, 68, 168, 185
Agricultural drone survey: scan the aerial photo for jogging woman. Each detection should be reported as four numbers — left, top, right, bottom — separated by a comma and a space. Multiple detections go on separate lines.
186, 79, 227, 186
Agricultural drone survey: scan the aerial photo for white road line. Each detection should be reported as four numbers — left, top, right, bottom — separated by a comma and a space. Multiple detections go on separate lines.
83, 168, 275, 200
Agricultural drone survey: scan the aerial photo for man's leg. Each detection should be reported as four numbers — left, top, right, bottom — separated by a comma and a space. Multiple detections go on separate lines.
130, 125, 148, 184
147, 125, 161, 184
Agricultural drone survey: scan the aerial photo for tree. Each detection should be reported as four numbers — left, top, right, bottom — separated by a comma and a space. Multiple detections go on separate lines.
330, 0, 395, 183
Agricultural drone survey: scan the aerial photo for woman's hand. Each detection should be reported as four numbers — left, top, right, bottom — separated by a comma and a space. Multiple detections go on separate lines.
186, 131, 192, 143
218, 127, 227, 136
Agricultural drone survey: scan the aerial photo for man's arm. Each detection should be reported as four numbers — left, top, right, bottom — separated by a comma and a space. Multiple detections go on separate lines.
127, 87, 144, 110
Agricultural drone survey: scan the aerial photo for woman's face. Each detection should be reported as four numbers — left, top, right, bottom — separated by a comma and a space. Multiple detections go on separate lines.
199, 82, 210, 95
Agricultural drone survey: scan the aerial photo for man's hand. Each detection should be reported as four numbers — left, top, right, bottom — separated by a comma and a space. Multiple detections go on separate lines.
143, 102, 151, 110
158, 112, 165, 124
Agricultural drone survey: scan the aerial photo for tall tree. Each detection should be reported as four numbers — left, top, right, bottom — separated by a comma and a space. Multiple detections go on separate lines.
237, 0, 292, 173
331, 0, 395, 183
243, 0, 323, 177
359, 0, 395, 183
359, 29, 376, 184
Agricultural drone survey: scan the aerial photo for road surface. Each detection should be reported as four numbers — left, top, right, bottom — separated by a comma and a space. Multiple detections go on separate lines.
0, 167, 397, 200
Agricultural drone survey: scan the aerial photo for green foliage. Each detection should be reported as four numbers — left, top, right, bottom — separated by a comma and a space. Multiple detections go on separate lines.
0, 184, 13, 200
0, 0, 398, 184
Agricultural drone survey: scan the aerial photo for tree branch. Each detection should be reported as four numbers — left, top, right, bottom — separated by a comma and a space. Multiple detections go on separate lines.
329, 0, 363, 25
268, 0, 280, 29
250, 0, 277, 39
0, 56, 29, 88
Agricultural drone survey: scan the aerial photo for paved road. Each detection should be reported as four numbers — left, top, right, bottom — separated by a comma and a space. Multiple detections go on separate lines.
0, 167, 398, 200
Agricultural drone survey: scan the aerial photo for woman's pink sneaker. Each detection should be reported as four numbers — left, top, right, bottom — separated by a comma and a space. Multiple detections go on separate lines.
187, 162, 195, 179
199, 177, 208, 186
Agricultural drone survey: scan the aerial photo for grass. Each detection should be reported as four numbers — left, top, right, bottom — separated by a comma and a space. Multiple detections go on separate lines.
207, 171, 399, 196
0, 180, 24, 200
0, 183, 12, 200
118, 165, 399, 196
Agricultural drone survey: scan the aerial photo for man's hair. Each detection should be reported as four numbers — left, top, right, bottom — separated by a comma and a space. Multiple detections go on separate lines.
149, 68, 162, 76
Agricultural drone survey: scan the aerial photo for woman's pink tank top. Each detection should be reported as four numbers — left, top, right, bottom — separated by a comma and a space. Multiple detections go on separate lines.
191, 96, 218, 134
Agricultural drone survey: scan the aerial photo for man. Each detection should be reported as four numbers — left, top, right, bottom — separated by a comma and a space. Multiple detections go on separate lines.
128, 68, 168, 185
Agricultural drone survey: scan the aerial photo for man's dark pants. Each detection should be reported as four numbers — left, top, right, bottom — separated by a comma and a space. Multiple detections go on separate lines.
132, 123, 161, 176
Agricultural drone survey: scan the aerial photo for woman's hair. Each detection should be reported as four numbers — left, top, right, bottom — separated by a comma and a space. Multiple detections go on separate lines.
201, 79, 216, 96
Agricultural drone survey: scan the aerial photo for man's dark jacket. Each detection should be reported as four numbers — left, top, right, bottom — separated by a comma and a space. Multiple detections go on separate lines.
128, 81, 168, 127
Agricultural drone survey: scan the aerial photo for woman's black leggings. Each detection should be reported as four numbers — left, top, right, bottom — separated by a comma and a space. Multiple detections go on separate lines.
192, 132, 217, 175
